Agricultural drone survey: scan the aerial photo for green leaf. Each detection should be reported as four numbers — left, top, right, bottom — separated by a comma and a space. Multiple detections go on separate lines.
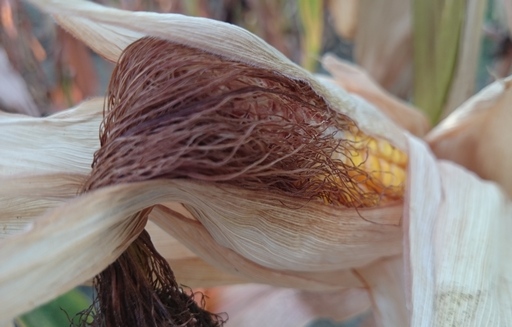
413, 0, 465, 124
298, 0, 324, 71
15, 288, 92, 327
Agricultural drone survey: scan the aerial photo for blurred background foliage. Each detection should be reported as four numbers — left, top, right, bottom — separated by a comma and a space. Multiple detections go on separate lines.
3, 0, 511, 118
3, 0, 512, 326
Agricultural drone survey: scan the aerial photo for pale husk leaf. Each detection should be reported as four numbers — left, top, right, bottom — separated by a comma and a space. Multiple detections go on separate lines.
0, 182, 154, 320
0, 98, 101, 177
0, 174, 83, 237
426, 76, 512, 198
354, 255, 407, 327
0, 180, 252, 320
28, 0, 407, 150
0, 171, 244, 288
0, 98, 102, 237
150, 180, 402, 273
321, 55, 430, 136
0, 168, 403, 283
405, 135, 512, 326
206, 284, 371, 327
146, 221, 247, 288
150, 204, 366, 291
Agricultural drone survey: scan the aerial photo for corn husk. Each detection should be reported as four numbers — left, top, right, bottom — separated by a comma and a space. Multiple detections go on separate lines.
427, 76, 512, 198
206, 284, 372, 327
405, 135, 512, 326
146, 221, 248, 288
0, 100, 101, 238
321, 54, 430, 137
0, 98, 101, 177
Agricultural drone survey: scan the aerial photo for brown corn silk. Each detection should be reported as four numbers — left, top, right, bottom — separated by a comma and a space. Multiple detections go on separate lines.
82, 37, 404, 326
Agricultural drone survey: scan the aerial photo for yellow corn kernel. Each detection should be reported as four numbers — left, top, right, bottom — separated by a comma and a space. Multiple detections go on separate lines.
335, 133, 408, 205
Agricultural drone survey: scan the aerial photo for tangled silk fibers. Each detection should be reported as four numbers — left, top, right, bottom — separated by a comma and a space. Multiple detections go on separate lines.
84, 37, 392, 207
82, 37, 399, 326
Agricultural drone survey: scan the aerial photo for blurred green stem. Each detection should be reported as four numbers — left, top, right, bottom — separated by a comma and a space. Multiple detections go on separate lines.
299, 0, 324, 71
413, 0, 465, 124
15, 288, 92, 327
